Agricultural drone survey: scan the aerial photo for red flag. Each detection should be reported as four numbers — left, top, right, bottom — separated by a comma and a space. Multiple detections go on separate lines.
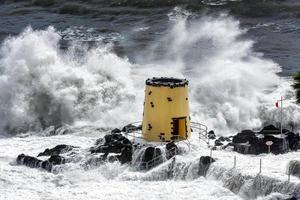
275, 101, 279, 108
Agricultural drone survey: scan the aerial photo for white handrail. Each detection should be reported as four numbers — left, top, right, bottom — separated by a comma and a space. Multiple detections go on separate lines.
136, 146, 178, 170
124, 121, 209, 169
125, 121, 208, 144
190, 122, 209, 145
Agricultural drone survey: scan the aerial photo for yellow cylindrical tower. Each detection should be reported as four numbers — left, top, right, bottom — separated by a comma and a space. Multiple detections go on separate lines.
142, 77, 191, 142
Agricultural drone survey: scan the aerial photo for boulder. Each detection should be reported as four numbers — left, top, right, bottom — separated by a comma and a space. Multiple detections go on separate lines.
232, 127, 291, 155
90, 133, 133, 164
232, 130, 256, 144
198, 156, 215, 176
287, 160, 300, 178
117, 146, 132, 164
121, 124, 141, 132
207, 130, 216, 139
259, 124, 280, 135
142, 147, 156, 162
17, 154, 42, 168
218, 136, 226, 142
16, 154, 66, 172
141, 146, 163, 169
214, 139, 223, 146
165, 141, 178, 159
38, 144, 76, 157
111, 128, 121, 134
262, 135, 289, 154
286, 132, 300, 151
48, 155, 66, 165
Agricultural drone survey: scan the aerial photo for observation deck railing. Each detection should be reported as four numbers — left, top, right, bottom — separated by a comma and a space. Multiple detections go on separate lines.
123, 121, 208, 170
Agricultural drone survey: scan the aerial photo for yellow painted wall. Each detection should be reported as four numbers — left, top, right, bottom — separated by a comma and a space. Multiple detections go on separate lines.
142, 81, 191, 142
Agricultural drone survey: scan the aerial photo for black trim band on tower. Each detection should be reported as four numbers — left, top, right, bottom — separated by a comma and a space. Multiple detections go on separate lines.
146, 77, 188, 87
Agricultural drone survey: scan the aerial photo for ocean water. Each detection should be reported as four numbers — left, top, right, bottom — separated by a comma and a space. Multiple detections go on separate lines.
1, 0, 300, 199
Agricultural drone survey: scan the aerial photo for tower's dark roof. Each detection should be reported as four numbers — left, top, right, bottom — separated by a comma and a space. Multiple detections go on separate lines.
146, 77, 188, 87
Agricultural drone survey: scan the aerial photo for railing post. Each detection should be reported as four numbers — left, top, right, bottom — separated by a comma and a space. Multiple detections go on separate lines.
288, 162, 294, 183
210, 148, 213, 163
233, 156, 236, 168
207, 130, 210, 147
288, 166, 291, 183
259, 158, 262, 174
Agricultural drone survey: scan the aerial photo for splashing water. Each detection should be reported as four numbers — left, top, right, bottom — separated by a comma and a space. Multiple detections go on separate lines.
0, 9, 300, 135
0, 27, 138, 134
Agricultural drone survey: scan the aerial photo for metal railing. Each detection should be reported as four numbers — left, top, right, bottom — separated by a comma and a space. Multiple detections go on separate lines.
190, 122, 209, 145
134, 146, 178, 170
124, 121, 208, 170
125, 121, 208, 143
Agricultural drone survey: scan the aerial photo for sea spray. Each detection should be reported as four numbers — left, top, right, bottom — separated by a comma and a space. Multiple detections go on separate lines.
0, 27, 138, 134
134, 9, 300, 134
1, 9, 300, 135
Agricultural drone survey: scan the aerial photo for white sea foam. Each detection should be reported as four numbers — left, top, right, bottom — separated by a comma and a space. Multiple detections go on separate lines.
1, 9, 300, 135
1, 7, 300, 200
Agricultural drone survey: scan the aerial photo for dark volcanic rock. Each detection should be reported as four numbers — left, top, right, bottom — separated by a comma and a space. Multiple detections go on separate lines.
287, 160, 300, 178
286, 132, 300, 151
17, 154, 42, 168
117, 146, 132, 164
111, 128, 121, 134
16, 154, 66, 172
121, 124, 142, 132
218, 136, 226, 142
38, 144, 76, 157
232, 125, 295, 155
232, 130, 256, 144
198, 156, 215, 176
90, 133, 133, 164
141, 146, 163, 169
165, 141, 178, 159
48, 155, 66, 165
214, 139, 223, 146
208, 130, 216, 139
142, 147, 156, 162
259, 124, 280, 135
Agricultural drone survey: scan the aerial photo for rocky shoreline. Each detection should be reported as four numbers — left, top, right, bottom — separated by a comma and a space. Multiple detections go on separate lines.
210, 125, 300, 155
16, 124, 300, 173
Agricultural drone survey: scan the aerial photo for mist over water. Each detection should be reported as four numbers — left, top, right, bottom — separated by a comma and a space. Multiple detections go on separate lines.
0, 8, 300, 135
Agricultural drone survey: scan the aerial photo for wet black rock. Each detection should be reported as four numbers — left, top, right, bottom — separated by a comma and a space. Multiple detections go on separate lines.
121, 124, 141, 132
285, 132, 300, 151
218, 136, 226, 142
38, 144, 76, 157
117, 146, 132, 164
16, 154, 66, 172
141, 146, 163, 169
111, 128, 121, 134
287, 160, 300, 178
232, 125, 299, 155
165, 141, 178, 159
90, 133, 133, 164
259, 124, 280, 135
198, 156, 215, 176
232, 130, 256, 144
214, 139, 223, 146
214, 136, 231, 148
48, 155, 66, 165
224, 137, 231, 142
208, 130, 216, 139
17, 154, 42, 168
142, 147, 157, 162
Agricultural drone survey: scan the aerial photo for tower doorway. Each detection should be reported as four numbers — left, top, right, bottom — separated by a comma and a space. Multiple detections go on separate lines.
171, 117, 187, 140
